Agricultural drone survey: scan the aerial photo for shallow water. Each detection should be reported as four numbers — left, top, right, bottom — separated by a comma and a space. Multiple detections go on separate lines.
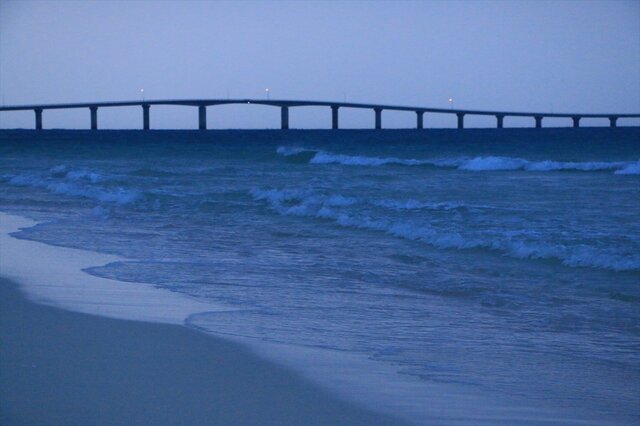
1, 128, 639, 424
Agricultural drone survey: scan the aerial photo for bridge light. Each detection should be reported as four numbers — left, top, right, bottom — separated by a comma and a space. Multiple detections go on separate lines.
140, 88, 145, 101
265, 88, 270, 100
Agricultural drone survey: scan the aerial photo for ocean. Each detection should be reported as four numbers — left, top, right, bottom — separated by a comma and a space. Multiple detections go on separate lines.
1, 128, 639, 425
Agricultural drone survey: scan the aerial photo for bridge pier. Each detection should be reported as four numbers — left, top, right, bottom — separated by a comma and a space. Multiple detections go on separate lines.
34, 109, 43, 130
142, 104, 150, 130
2, 100, 637, 131
198, 106, 207, 130
281, 107, 289, 130
572, 116, 581, 128
535, 116, 543, 128
90, 107, 98, 130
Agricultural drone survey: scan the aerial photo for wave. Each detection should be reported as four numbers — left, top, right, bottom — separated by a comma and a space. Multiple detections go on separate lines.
250, 188, 466, 214
50, 165, 103, 182
276, 146, 313, 157
310, 152, 428, 167
250, 188, 357, 217
251, 187, 640, 272
276, 146, 638, 175
8, 165, 140, 204
614, 161, 640, 175
373, 199, 466, 211
277, 146, 430, 166
275, 146, 320, 164
448, 157, 634, 172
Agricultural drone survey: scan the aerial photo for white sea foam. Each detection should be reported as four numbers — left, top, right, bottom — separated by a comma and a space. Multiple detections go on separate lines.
252, 187, 640, 272
49, 165, 104, 182
277, 146, 429, 166
452, 156, 632, 172
310, 152, 427, 166
276, 146, 316, 156
374, 199, 466, 211
456, 156, 528, 171
276, 147, 638, 175
0, 212, 231, 324
8, 167, 140, 204
614, 161, 640, 175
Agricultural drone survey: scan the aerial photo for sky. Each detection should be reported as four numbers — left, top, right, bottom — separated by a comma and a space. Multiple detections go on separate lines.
1, 0, 639, 129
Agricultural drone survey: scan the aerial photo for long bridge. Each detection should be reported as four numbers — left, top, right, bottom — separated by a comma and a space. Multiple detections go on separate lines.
0, 99, 638, 130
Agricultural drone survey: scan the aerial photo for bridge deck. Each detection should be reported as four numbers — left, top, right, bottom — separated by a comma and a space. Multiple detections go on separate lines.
1, 99, 638, 118
1, 99, 638, 130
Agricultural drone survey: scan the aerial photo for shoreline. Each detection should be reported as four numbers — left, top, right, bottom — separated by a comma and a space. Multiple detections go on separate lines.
0, 212, 533, 426
0, 276, 404, 425
0, 213, 231, 324
2, 137, 636, 424
0, 212, 407, 425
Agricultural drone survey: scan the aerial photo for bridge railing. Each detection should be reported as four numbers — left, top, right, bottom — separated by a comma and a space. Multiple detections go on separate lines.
1, 99, 638, 130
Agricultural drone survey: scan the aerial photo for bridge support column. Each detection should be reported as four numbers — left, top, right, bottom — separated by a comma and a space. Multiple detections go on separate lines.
331, 106, 339, 129
609, 116, 618, 127
198, 106, 207, 130
90, 107, 98, 130
34, 109, 43, 130
142, 104, 150, 130
281, 107, 289, 130
535, 116, 543, 128
457, 113, 465, 129
572, 116, 581, 128
416, 111, 424, 129
374, 108, 382, 129
496, 114, 504, 129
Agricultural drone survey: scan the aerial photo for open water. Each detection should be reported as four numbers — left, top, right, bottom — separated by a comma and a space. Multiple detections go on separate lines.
1, 128, 638, 424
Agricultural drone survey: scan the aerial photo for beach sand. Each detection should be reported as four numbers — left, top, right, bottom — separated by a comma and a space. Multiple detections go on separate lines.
0, 277, 405, 425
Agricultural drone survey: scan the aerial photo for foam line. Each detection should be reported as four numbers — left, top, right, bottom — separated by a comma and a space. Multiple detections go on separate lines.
276, 146, 640, 174
250, 188, 640, 272
0, 212, 231, 324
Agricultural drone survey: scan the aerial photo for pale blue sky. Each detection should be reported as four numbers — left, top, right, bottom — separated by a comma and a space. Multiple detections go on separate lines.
1, 0, 639, 129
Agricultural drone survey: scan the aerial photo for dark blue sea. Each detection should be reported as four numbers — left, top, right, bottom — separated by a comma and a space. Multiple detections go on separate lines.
1, 128, 639, 425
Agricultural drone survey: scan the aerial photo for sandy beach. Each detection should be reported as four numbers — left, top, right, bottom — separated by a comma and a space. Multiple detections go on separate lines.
0, 277, 405, 425
0, 212, 407, 425
2, 126, 638, 425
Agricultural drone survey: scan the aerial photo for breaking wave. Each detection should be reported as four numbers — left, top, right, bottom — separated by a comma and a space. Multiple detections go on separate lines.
277, 146, 430, 166
251, 187, 640, 272
448, 157, 635, 172
50, 165, 104, 182
7, 165, 140, 204
276, 147, 639, 175
311, 152, 428, 167
614, 161, 640, 175
250, 188, 468, 214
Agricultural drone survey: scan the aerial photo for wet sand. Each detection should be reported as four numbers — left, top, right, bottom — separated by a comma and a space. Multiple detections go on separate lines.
0, 278, 404, 426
